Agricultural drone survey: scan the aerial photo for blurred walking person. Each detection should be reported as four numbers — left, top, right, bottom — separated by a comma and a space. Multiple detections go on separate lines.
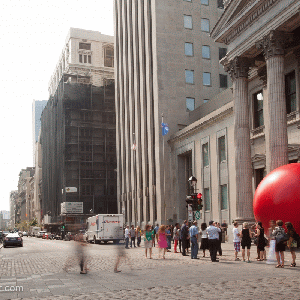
76, 232, 88, 274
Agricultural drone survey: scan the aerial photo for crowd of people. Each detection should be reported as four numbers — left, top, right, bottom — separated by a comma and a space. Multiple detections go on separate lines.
123, 219, 299, 268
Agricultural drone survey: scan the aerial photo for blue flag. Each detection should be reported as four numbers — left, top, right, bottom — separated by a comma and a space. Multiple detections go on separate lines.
161, 123, 169, 136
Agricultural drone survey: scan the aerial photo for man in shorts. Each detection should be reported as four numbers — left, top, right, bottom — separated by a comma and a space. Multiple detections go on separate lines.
233, 221, 241, 261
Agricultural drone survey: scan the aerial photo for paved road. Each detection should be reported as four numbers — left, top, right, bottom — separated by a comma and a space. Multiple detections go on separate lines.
0, 237, 299, 299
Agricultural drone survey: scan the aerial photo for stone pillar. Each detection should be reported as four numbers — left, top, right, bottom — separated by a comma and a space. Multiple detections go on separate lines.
256, 30, 291, 171
225, 57, 254, 222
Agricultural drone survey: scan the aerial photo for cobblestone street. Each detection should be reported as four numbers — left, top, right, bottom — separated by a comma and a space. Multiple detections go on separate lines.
0, 237, 299, 299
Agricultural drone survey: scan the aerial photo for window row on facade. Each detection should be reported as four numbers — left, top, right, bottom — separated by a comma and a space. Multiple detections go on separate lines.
184, 0, 224, 9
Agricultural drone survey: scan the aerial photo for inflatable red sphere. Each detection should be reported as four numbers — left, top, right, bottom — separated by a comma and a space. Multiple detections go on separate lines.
253, 163, 300, 234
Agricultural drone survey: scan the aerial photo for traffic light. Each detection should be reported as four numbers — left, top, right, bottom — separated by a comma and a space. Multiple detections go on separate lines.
197, 193, 203, 210
186, 193, 203, 211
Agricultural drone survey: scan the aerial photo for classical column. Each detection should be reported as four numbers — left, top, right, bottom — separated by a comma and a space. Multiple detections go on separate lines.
225, 56, 254, 222
256, 30, 291, 171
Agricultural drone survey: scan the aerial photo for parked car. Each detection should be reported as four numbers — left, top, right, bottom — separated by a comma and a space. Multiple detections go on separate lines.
36, 231, 47, 238
3, 233, 23, 247
22, 231, 28, 237
42, 233, 53, 239
3, 231, 9, 237
64, 232, 75, 241
0, 231, 3, 242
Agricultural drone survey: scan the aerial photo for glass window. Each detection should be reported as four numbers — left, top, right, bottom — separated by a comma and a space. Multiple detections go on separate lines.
219, 74, 228, 88
79, 43, 91, 50
88, 55, 91, 64
203, 72, 211, 86
219, 48, 227, 60
79, 54, 82, 63
184, 15, 193, 29
218, 136, 226, 163
204, 188, 210, 211
285, 71, 296, 114
220, 185, 228, 210
186, 98, 195, 111
202, 46, 210, 59
104, 47, 114, 67
218, 0, 224, 9
202, 143, 209, 167
204, 99, 209, 103
253, 91, 264, 128
201, 0, 209, 4
185, 43, 194, 56
201, 18, 210, 32
185, 70, 194, 84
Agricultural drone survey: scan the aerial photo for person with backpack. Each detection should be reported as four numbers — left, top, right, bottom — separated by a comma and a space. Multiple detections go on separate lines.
285, 222, 299, 267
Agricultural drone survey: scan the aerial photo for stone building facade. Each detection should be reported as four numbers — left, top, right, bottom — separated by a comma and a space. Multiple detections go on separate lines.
48, 28, 114, 96
114, 0, 229, 226
169, 0, 300, 227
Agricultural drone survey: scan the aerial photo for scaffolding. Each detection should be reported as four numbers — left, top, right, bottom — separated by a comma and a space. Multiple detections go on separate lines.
40, 75, 117, 220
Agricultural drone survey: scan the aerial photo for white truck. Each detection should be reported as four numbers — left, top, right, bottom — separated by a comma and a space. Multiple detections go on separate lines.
29, 226, 41, 237
86, 214, 124, 244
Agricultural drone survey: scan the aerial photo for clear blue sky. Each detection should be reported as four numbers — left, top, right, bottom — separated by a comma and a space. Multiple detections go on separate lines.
0, 0, 114, 211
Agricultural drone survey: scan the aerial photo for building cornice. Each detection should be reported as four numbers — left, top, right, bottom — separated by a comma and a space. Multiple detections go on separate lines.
212, 0, 279, 45
168, 102, 234, 145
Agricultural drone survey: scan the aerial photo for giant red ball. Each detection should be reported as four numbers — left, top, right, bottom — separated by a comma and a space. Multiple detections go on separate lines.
253, 163, 300, 233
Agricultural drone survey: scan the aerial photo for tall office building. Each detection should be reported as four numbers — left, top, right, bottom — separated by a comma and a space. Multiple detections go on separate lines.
114, 0, 227, 225
41, 28, 116, 221
32, 100, 47, 165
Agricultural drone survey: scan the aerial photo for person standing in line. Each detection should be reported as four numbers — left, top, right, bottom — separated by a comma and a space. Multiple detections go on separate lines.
200, 223, 209, 257
130, 225, 136, 248
181, 220, 189, 256
157, 225, 168, 259
256, 222, 266, 261
267, 220, 276, 264
273, 220, 286, 268
207, 221, 220, 262
166, 225, 172, 252
151, 225, 156, 247
154, 224, 159, 245
136, 226, 142, 247
124, 225, 130, 249
216, 222, 222, 256
233, 222, 241, 261
144, 224, 153, 259
189, 221, 199, 259
285, 222, 298, 267
240, 222, 252, 262
173, 223, 180, 253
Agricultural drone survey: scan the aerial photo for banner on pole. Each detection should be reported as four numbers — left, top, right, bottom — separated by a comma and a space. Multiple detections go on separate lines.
161, 123, 169, 136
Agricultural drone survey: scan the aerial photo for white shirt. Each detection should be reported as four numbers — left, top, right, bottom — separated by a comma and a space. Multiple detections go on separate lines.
200, 229, 208, 238
125, 228, 129, 238
233, 227, 240, 242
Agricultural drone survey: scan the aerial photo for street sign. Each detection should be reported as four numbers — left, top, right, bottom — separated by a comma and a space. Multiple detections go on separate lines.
194, 211, 201, 220
61, 202, 83, 214
65, 187, 78, 193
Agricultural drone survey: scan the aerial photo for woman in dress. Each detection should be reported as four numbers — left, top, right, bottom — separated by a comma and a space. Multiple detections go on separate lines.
200, 223, 209, 257
157, 225, 168, 259
144, 225, 153, 259
273, 220, 286, 268
256, 222, 266, 261
285, 222, 298, 267
240, 222, 252, 262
